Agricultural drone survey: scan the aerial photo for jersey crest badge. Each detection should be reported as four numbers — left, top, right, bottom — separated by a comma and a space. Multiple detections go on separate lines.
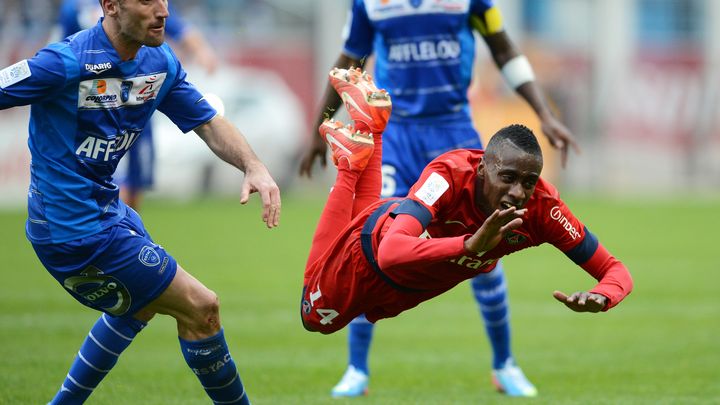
505, 231, 527, 245
121, 80, 133, 103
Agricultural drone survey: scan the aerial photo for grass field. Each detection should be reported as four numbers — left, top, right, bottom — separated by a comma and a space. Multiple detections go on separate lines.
1, 194, 718, 404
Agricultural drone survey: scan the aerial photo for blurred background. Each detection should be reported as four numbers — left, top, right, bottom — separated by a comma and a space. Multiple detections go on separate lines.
1, 2, 719, 403
0, 0, 719, 204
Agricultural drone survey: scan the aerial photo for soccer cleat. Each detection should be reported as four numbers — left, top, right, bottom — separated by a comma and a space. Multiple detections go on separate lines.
318, 119, 374, 173
329, 66, 392, 135
491, 358, 538, 397
330, 365, 369, 398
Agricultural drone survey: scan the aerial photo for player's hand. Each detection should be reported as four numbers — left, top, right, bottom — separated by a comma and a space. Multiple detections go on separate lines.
298, 132, 328, 178
540, 115, 581, 168
464, 207, 526, 255
553, 290, 607, 313
240, 162, 281, 228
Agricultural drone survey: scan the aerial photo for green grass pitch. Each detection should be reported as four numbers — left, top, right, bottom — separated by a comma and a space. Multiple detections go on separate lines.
1, 194, 718, 404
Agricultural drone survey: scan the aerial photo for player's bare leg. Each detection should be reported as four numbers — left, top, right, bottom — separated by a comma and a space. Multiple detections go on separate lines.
140, 266, 250, 404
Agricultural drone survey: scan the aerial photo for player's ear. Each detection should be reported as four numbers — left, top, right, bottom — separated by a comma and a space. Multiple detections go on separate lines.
477, 158, 485, 180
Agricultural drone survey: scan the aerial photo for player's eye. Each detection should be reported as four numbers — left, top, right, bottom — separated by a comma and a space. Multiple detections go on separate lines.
500, 175, 514, 183
523, 180, 537, 189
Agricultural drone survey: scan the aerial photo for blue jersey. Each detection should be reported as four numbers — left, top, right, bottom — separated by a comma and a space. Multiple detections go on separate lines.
343, 0, 499, 120
0, 20, 216, 244
58, 0, 188, 40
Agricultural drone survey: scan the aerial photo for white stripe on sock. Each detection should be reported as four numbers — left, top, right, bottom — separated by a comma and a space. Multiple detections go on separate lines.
101, 314, 133, 341
77, 351, 111, 373
484, 314, 509, 327
204, 373, 239, 390
88, 331, 120, 357
66, 374, 95, 391
478, 298, 509, 312
212, 389, 246, 404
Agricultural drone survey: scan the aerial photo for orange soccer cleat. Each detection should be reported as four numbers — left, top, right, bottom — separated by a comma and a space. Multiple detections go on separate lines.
318, 119, 374, 173
329, 67, 391, 135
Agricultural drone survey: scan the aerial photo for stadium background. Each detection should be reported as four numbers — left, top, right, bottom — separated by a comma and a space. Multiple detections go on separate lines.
0, 1, 718, 404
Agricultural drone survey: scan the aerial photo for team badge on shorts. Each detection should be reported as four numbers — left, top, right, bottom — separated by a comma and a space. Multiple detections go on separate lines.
302, 299, 312, 314
139, 245, 161, 267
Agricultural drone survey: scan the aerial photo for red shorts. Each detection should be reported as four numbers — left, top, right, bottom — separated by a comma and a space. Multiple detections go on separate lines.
301, 227, 440, 334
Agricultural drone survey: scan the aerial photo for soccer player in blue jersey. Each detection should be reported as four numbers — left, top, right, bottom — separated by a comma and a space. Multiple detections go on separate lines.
57, 0, 219, 211
0, 1, 280, 403
299, 0, 580, 398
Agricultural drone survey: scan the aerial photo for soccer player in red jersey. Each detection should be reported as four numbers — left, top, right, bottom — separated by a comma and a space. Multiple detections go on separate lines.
301, 68, 632, 338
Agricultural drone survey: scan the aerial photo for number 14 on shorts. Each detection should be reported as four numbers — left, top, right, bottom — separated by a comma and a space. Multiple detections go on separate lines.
308, 286, 339, 325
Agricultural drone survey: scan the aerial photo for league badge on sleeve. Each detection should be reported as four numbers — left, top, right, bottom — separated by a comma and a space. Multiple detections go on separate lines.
0, 60, 31, 89
414, 172, 449, 206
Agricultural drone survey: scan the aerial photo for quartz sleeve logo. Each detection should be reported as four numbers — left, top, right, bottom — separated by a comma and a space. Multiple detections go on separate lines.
550, 206, 581, 240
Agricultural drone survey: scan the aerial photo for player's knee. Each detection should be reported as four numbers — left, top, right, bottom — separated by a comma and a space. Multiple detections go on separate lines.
184, 287, 221, 335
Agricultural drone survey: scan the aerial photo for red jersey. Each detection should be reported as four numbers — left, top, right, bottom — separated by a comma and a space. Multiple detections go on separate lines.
301, 149, 632, 334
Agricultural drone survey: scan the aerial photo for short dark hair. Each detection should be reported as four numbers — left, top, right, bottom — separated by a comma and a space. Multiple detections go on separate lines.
485, 124, 542, 159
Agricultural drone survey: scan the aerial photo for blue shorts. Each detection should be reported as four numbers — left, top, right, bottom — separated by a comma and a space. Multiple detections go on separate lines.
381, 117, 483, 198
115, 124, 154, 190
31, 207, 177, 318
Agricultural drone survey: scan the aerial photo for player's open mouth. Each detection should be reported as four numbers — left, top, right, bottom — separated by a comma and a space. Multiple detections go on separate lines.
500, 201, 516, 210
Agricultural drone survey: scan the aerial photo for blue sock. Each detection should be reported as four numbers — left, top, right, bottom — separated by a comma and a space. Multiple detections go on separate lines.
50, 314, 146, 404
179, 328, 250, 404
471, 262, 511, 369
347, 314, 374, 375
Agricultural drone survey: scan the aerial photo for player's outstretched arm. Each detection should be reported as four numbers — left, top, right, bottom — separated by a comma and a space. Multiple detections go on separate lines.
552, 291, 607, 313
464, 207, 526, 255
481, 30, 580, 167
195, 115, 281, 228
299, 53, 363, 178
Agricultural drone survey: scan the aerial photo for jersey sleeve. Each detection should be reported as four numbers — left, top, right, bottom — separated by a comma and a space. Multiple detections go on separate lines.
376, 160, 471, 270
469, 0, 504, 36
0, 48, 68, 109
536, 196, 633, 310
342, 0, 374, 60
156, 51, 216, 133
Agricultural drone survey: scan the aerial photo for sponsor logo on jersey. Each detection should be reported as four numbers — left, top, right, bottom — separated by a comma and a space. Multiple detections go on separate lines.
75, 129, 141, 162
550, 206, 581, 240
136, 75, 161, 102
78, 73, 167, 109
85, 62, 113, 75
448, 255, 497, 270
368, 0, 468, 19
84, 79, 118, 104
388, 39, 461, 63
